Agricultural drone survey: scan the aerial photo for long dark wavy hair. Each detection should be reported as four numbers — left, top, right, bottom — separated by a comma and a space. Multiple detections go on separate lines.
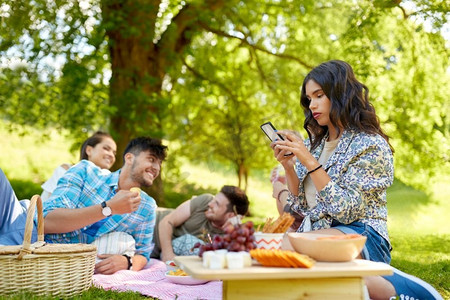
300, 60, 393, 152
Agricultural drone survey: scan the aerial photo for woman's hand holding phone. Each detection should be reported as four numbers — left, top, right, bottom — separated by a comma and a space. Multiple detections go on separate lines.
271, 138, 296, 166
261, 122, 294, 157
274, 130, 314, 168
260, 123, 304, 197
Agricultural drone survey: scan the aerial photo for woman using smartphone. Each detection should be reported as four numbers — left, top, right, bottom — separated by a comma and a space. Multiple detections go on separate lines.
272, 60, 441, 300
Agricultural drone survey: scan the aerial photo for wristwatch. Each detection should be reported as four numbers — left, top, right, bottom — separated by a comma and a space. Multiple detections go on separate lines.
123, 254, 132, 270
101, 201, 112, 217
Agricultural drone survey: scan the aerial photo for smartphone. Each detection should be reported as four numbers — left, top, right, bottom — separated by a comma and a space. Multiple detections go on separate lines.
260, 122, 284, 142
260, 122, 293, 156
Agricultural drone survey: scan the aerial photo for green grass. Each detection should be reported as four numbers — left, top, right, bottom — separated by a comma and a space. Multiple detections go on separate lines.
0, 122, 77, 184
1, 123, 449, 299
0, 289, 147, 300
386, 178, 450, 299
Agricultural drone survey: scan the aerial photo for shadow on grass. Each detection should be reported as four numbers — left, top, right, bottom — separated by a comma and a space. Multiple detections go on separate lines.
387, 178, 435, 216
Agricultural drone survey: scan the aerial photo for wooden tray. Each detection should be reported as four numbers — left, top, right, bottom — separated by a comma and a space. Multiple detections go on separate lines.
174, 256, 392, 280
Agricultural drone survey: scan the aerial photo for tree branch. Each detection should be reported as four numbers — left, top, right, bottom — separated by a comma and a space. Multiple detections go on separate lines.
396, 4, 409, 19
199, 22, 315, 69
157, 0, 226, 70
249, 48, 277, 93
182, 58, 235, 98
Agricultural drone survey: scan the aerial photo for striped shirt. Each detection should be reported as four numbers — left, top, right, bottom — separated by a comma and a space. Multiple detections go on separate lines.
43, 160, 156, 260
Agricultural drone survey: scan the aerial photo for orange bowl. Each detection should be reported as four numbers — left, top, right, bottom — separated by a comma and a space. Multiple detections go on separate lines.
287, 232, 367, 262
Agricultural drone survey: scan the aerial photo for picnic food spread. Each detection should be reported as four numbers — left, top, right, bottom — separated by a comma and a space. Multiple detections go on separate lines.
258, 212, 295, 233
168, 269, 188, 276
202, 250, 252, 269
130, 187, 141, 193
194, 221, 257, 256
190, 216, 317, 271
316, 233, 362, 240
168, 214, 370, 290
250, 249, 315, 268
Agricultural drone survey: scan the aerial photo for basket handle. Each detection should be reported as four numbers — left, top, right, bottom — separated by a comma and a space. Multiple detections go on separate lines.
18, 195, 45, 259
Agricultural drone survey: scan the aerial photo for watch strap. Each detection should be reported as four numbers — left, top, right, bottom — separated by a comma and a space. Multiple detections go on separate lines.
123, 254, 132, 270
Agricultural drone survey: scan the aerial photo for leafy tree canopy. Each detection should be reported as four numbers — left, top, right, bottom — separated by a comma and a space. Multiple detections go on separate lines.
1, 0, 448, 194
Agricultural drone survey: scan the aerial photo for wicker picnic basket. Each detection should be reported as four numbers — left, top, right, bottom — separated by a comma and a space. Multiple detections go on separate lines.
0, 195, 97, 297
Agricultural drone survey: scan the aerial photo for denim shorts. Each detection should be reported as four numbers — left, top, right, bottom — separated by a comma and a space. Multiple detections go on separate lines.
332, 221, 391, 264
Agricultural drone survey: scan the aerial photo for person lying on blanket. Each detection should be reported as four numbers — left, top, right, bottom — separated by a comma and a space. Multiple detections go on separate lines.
151, 185, 249, 262
43, 137, 167, 275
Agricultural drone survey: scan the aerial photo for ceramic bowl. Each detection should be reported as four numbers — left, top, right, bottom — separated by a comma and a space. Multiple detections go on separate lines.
287, 232, 367, 262
165, 271, 209, 285
253, 232, 284, 250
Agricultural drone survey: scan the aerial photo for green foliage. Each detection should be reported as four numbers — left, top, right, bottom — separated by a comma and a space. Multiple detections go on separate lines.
164, 0, 449, 191
0, 0, 111, 139
164, 180, 213, 208
9, 179, 42, 200
1, 0, 449, 194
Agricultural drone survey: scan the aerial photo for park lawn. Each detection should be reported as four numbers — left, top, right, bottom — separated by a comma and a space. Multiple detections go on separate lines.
390, 233, 450, 299
0, 289, 148, 300
1, 127, 449, 298
386, 178, 450, 299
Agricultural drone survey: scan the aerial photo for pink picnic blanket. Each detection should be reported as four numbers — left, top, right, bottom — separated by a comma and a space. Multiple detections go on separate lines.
93, 259, 222, 300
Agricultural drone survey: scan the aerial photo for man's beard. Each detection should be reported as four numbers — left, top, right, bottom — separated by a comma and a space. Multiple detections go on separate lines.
204, 209, 216, 221
130, 160, 153, 188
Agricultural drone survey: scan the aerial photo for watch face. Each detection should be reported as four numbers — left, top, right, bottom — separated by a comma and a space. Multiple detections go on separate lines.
102, 206, 112, 217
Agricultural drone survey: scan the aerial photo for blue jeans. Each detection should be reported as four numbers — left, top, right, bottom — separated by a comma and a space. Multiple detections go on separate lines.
333, 221, 391, 264
0, 168, 37, 246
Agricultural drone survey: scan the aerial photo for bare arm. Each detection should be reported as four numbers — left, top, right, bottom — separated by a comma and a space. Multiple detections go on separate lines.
44, 205, 104, 233
131, 253, 147, 270
44, 189, 141, 234
95, 253, 147, 275
159, 200, 192, 262
272, 180, 288, 215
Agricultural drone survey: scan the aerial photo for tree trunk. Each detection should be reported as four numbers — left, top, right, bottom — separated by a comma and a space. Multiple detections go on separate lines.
237, 163, 248, 192
102, 0, 165, 204
101, 0, 227, 204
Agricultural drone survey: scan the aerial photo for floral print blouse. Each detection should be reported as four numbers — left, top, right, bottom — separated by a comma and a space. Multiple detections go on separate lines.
287, 128, 394, 245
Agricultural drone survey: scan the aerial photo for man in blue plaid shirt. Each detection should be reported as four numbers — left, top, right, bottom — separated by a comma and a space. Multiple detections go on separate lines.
43, 136, 167, 274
